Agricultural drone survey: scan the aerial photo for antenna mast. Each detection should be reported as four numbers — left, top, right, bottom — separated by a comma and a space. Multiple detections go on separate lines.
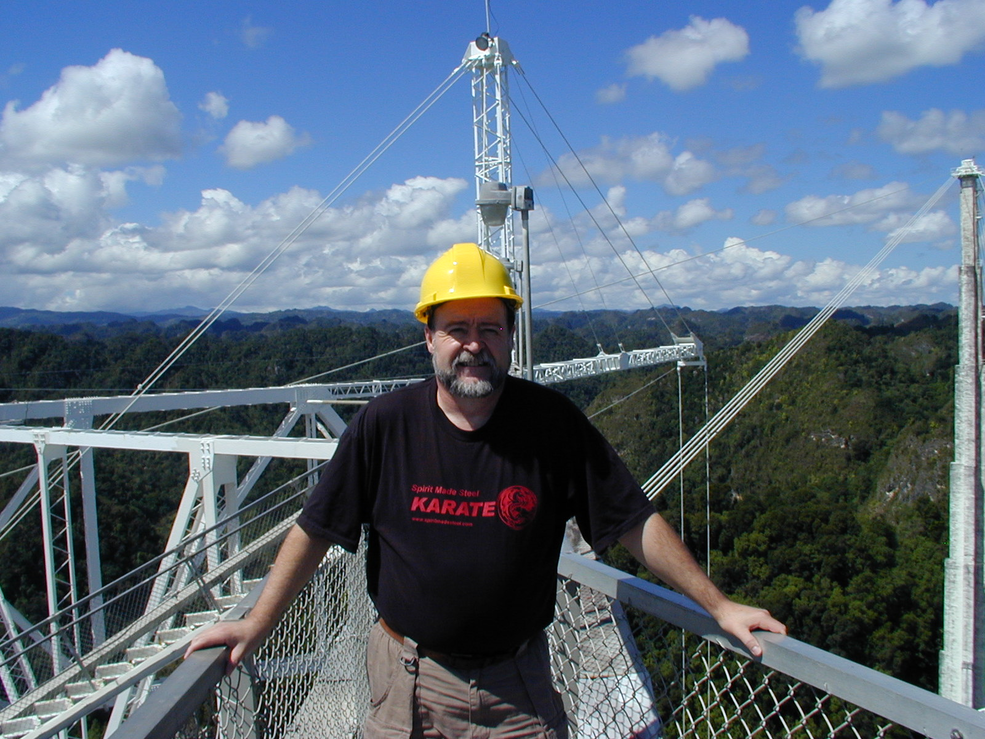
462, 33, 534, 378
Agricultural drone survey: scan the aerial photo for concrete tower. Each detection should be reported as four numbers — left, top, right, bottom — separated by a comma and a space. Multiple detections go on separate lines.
941, 158, 984, 706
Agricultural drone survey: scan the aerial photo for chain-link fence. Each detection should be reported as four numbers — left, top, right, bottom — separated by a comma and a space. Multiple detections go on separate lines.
114, 547, 985, 739
552, 573, 897, 739
160, 544, 374, 739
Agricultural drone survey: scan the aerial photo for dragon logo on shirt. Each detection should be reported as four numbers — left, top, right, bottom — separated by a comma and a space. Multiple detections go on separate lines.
496, 486, 538, 530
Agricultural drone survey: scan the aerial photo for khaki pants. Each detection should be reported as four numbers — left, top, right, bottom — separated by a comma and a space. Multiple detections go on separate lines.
364, 621, 568, 738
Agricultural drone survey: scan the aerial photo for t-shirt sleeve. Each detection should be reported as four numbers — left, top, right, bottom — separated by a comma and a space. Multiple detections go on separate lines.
566, 404, 654, 554
296, 406, 374, 553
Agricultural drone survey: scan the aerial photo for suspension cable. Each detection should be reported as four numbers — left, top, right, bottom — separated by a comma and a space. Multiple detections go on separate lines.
510, 76, 691, 338
510, 87, 620, 352
291, 341, 427, 386
512, 150, 614, 351
641, 175, 956, 499
587, 368, 676, 420
0, 489, 41, 543
94, 63, 470, 434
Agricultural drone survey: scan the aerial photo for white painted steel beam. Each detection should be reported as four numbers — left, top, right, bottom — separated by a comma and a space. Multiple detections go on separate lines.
0, 380, 422, 424
35, 441, 79, 675
0, 427, 338, 459
0, 587, 39, 703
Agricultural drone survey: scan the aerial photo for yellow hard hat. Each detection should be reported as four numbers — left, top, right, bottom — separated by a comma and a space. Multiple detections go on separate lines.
414, 243, 523, 322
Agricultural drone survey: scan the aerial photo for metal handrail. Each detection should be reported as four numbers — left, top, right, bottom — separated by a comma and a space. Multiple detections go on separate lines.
114, 647, 228, 739
0, 470, 318, 723
558, 554, 985, 739
102, 584, 266, 739
110, 553, 985, 739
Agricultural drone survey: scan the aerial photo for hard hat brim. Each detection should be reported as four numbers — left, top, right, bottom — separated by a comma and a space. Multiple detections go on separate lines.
414, 243, 523, 323
414, 292, 523, 323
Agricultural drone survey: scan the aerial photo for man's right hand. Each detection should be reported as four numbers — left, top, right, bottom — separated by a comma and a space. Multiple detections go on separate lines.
182, 525, 333, 673
184, 617, 269, 674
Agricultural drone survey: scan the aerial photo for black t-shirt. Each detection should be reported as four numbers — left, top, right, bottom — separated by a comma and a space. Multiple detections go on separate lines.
298, 376, 653, 655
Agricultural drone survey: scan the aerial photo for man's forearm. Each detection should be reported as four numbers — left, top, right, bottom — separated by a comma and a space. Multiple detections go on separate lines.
618, 512, 730, 616
618, 512, 787, 657
184, 523, 335, 667
246, 524, 333, 634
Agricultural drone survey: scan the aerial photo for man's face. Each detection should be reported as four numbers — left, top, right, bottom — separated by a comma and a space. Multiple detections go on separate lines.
425, 298, 513, 399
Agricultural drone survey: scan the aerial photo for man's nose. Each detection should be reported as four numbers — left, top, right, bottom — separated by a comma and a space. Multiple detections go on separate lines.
461, 330, 483, 351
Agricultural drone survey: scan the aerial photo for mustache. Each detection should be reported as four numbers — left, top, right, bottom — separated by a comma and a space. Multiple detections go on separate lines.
453, 350, 492, 368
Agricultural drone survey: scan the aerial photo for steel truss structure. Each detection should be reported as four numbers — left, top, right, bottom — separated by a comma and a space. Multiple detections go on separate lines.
0, 383, 351, 734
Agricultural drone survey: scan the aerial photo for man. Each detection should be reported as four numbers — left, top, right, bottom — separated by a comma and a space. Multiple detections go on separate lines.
186, 243, 786, 738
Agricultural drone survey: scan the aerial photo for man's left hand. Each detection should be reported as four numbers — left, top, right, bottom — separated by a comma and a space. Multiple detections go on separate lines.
707, 600, 787, 658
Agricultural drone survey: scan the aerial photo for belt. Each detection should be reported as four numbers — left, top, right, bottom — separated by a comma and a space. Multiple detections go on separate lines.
378, 618, 521, 669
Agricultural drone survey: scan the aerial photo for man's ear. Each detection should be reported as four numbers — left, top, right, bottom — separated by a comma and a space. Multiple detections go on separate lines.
424, 326, 435, 354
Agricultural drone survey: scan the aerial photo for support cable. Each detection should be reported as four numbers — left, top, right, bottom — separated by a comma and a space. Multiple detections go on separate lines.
512, 150, 614, 351
642, 175, 956, 499
509, 78, 690, 338
586, 369, 676, 420
703, 366, 711, 577
0, 66, 470, 548
677, 365, 685, 537
509, 87, 620, 353
0, 490, 41, 543
95, 64, 470, 434
291, 341, 427, 386
676, 363, 688, 710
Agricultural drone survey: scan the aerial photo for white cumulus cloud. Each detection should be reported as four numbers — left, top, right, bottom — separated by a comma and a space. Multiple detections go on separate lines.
220, 115, 311, 169
0, 174, 471, 312
652, 198, 733, 232
199, 92, 229, 120
596, 83, 627, 104
795, 0, 985, 88
784, 181, 955, 245
0, 164, 161, 260
881, 209, 955, 243
532, 237, 957, 312
877, 108, 985, 155
0, 49, 182, 166
626, 16, 750, 91
785, 182, 923, 227
0, 163, 960, 314
544, 133, 717, 195
664, 152, 718, 196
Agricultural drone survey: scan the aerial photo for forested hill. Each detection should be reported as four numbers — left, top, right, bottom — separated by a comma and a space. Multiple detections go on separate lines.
0, 304, 957, 691
590, 311, 954, 691
0, 302, 955, 348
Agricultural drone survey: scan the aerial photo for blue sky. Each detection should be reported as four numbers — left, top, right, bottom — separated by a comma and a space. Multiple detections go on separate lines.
1, 0, 983, 315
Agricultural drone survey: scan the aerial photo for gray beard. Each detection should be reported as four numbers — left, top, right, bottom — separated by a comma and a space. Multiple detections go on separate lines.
433, 350, 507, 399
